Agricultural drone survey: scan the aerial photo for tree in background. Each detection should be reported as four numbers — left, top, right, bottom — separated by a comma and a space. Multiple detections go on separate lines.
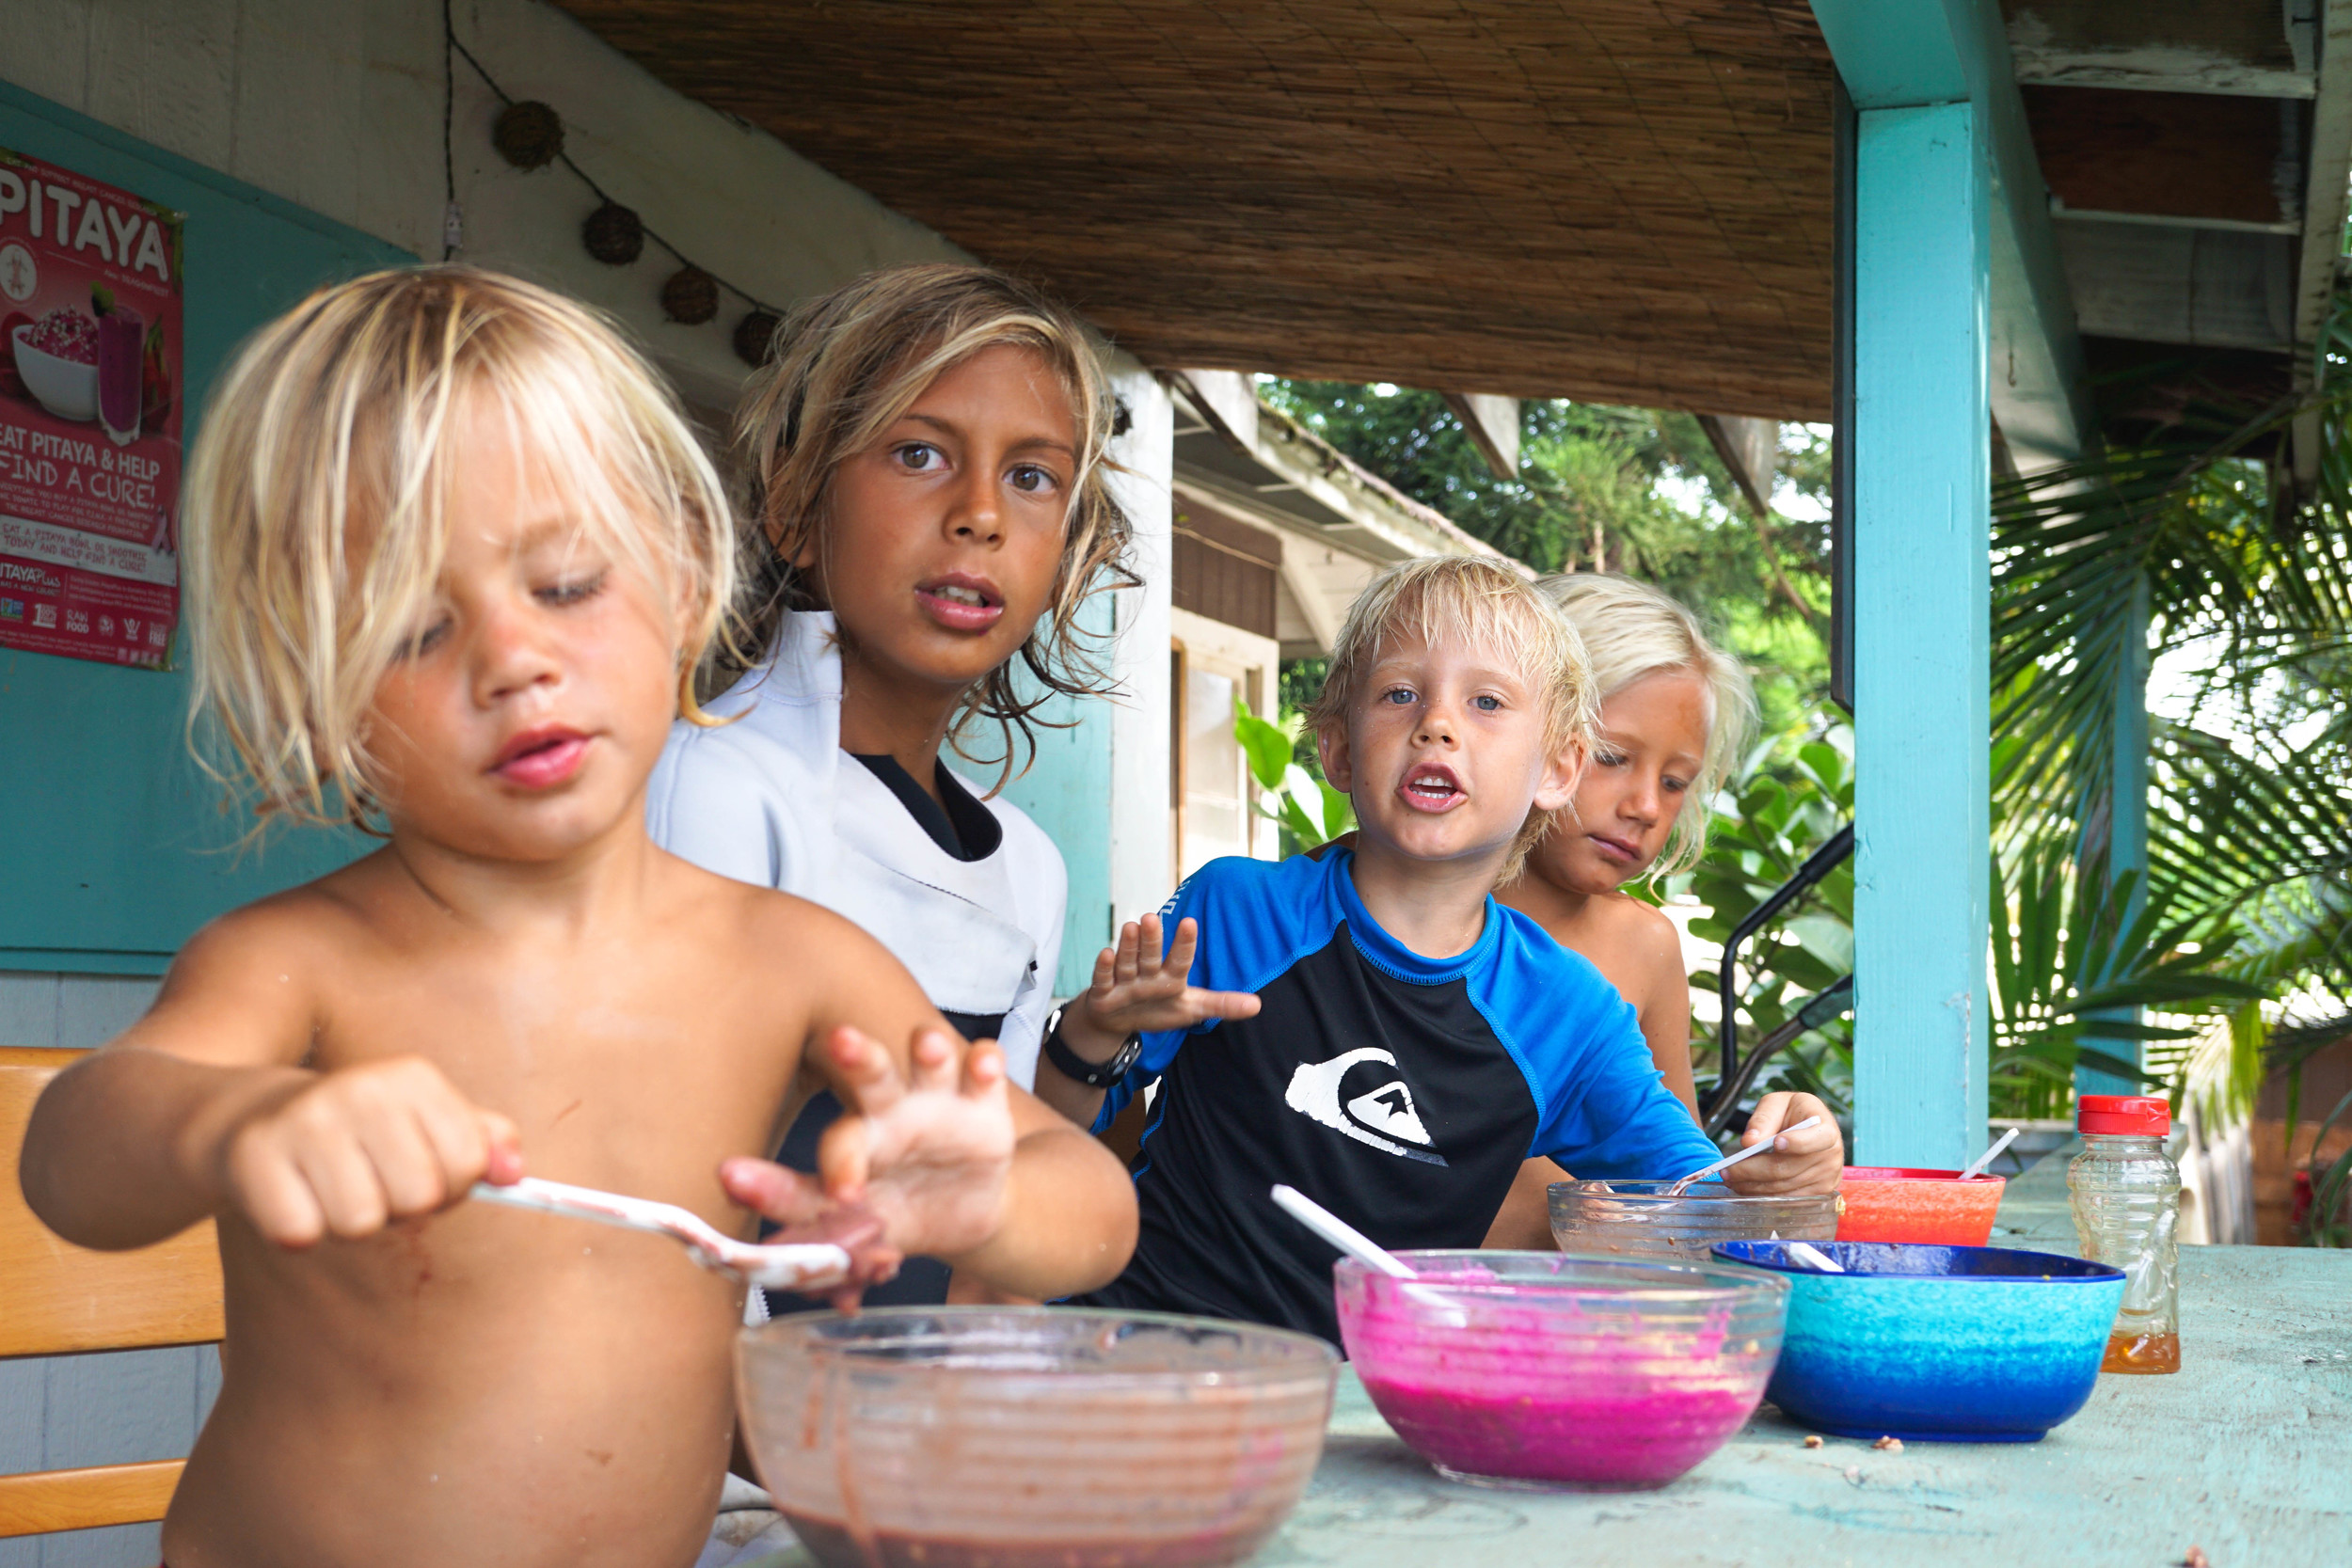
1258, 381, 1833, 742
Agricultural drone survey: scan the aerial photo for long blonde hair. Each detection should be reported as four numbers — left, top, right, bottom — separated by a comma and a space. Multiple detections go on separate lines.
183, 265, 736, 830
723, 263, 1136, 783
1307, 555, 1598, 880
1535, 573, 1756, 879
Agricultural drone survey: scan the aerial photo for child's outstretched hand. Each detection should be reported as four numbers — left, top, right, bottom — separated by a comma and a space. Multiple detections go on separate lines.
1059, 913, 1260, 1065
723, 1024, 1017, 1284
221, 1056, 522, 1248
1721, 1091, 1845, 1196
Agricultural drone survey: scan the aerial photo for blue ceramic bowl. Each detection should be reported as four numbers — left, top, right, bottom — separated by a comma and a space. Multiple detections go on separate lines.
1711, 1241, 2124, 1443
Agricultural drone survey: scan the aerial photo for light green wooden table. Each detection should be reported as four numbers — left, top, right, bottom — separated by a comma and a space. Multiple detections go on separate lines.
750, 1153, 2352, 1568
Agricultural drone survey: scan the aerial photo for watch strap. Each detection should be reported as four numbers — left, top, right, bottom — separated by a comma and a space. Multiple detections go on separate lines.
1042, 1007, 1141, 1088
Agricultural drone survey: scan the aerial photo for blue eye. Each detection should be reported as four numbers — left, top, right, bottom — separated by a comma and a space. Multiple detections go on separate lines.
1473, 694, 1502, 712
1381, 687, 1415, 705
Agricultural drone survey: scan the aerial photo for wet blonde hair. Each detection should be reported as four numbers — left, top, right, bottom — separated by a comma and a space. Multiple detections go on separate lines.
1534, 572, 1756, 879
1306, 555, 1597, 879
724, 262, 1136, 783
183, 264, 736, 830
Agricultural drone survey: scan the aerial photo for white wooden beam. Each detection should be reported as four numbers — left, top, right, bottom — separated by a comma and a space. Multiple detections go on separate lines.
1442, 393, 1520, 479
1168, 369, 1258, 453
2007, 0, 2317, 97
1698, 415, 1778, 517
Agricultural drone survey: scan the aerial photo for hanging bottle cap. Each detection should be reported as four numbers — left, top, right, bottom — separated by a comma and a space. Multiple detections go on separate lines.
2078, 1095, 2169, 1135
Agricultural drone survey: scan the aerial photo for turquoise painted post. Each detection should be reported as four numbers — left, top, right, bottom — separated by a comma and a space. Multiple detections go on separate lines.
1850, 101, 1992, 1169
2077, 578, 2151, 1097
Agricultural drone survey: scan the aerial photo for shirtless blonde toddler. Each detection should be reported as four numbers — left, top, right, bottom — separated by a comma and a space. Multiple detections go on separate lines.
17, 266, 1136, 1568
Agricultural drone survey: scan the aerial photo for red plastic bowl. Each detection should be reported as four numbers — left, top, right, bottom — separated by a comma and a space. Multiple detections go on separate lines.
1835, 1167, 2005, 1245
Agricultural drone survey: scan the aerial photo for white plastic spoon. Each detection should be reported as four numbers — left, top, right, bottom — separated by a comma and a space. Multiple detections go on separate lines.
1662, 1116, 1823, 1196
1785, 1240, 1846, 1274
469, 1176, 854, 1291
1270, 1183, 1415, 1276
1957, 1125, 2021, 1181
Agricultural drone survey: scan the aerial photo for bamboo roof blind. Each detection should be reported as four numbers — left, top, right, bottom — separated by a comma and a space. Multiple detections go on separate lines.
554, 1, 1836, 419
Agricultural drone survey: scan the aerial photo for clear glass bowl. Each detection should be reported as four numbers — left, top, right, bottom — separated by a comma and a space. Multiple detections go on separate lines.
738, 1307, 1338, 1568
1548, 1179, 1841, 1259
1336, 1250, 1789, 1490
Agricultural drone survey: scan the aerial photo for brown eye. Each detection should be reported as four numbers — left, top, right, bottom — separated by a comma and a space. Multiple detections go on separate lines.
896, 442, 943, 471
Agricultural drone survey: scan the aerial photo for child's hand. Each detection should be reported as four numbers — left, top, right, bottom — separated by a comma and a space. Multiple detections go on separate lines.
1060, 914, 1260, 1064
220, 1056, 522, 1248
723, 1024, 1017, 1268
1721, 1091, 1845, 1196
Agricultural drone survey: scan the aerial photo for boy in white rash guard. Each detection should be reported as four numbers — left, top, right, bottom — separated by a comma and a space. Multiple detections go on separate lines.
647, 264, 1134, 1309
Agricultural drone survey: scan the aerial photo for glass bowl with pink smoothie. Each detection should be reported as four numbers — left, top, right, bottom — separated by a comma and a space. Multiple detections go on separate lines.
1336, 1250, 1790, 1491
1548, 1178, 1841, 1259
739, 1307, 1338, 1568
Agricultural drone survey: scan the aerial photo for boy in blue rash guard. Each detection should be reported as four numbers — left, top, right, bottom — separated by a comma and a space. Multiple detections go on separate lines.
1034, 556, 1843, 1344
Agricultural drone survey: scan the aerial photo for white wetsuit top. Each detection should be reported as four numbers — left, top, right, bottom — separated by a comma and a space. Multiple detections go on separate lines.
644, 610, 1067, 1088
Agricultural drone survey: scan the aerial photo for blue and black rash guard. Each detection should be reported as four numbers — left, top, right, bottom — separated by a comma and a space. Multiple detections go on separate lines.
1073, 847, 1717, 1344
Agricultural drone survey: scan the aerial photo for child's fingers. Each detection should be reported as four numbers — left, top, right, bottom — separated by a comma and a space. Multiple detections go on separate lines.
960, 1038, 1007, 1097
907, 1028, 962, 1095
1089, 943, 1119, 993
826, 1025, 908, 1118
1158, 916, 1199, 980
1110, 919, 1144, 986
356, 1102, 459, 1219
477, 1110, 525, 1186
1742, 1090, 1795, 1148
812, 1106, 873, 1203
226, 1135, 326, 1249
1186, 988, 1262, 1023
404, 1097, 493, 1208
293, 1134, 389, 1240
719, 1157, 829, 1227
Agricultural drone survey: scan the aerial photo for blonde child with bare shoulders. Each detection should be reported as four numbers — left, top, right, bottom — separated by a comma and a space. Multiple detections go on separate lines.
1484, 571, 1823, 1247
17, 267, 1135, 1568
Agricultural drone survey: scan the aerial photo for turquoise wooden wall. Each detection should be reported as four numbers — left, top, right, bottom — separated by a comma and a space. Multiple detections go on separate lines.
994, 595, 1115, 999
0, 83, 408, 975
0, 81, 1120, 992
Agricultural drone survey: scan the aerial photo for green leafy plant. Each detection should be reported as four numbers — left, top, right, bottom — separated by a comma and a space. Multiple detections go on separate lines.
1683, 729, 1855, 1117
1235, 698, 1356, 850
1990, 849, 2267, 1120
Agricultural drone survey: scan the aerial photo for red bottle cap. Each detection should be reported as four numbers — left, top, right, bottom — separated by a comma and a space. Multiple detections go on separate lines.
2078, 1095, 2169, 1135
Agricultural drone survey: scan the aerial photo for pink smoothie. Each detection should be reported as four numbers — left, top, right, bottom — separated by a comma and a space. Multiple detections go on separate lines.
1339, 1273, 1776, 1489
1358, 1375, 1761, 1487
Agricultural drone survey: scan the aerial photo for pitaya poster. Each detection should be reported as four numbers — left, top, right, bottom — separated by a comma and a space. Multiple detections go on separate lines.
0, 145, 182, 669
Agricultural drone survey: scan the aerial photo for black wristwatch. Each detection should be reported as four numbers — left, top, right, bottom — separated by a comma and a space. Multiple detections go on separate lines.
1041, 1006, 1142, 1088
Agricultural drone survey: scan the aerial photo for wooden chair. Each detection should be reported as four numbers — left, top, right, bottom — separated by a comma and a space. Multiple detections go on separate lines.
0, 1047, 223, 1541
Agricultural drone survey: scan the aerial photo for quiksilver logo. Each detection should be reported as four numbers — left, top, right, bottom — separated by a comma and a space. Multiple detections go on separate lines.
1283, 1048, 1447, 1165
